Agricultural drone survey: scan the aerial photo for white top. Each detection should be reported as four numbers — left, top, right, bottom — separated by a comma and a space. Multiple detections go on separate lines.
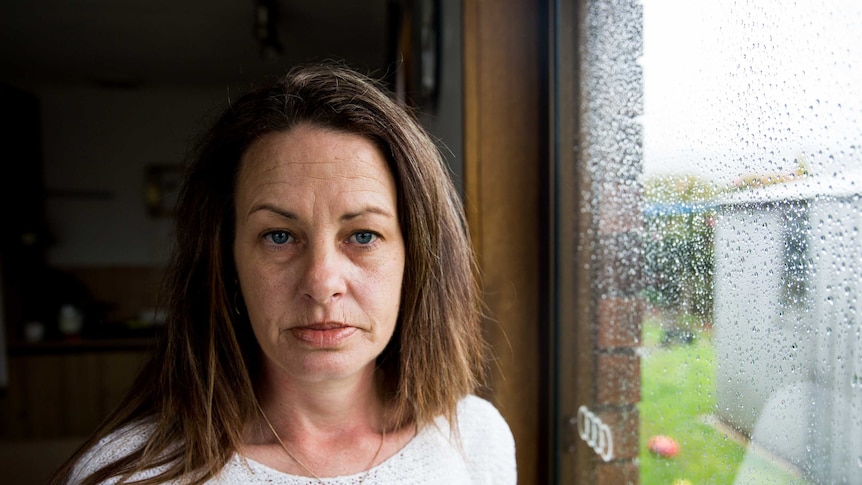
71, 395, 517, 484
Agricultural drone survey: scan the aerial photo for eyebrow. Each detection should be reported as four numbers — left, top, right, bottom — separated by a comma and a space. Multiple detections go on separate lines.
247, 203, 297, 220
340, 206, 396, 222
247, 203, 395, 221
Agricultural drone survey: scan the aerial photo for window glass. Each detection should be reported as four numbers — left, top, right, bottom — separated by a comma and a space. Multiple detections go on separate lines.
638, 0, 861, 483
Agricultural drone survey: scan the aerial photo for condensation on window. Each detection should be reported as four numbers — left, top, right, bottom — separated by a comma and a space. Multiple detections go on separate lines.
597, 0, 861, 483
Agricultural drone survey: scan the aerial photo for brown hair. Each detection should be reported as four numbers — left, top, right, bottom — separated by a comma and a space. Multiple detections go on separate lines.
50, 63, 484, 484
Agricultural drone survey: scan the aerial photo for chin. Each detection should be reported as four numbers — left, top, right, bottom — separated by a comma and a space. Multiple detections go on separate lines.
286, 351, 380, 383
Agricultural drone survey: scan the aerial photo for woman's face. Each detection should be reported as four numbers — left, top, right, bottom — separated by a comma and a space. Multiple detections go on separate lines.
233, 124, 405, 384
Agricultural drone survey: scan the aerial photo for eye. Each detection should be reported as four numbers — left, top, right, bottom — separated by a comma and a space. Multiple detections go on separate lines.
350, 231, 378, 245
263, 231, 292, 245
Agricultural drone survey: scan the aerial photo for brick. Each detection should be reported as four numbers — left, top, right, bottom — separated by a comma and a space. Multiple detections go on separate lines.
596, 232, 644, 296
597, 461, 639, 485
597, 407, 640, 460
598, 296, 644, 349
597, 180, 644, 235
597, 353, 640, 405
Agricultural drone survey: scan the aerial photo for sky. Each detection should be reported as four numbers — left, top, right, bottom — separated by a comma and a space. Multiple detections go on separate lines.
640, 0, 862, 185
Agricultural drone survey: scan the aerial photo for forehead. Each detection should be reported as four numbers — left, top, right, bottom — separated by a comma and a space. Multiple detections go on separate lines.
235, 124, 398, 205
244, 125, 389, 170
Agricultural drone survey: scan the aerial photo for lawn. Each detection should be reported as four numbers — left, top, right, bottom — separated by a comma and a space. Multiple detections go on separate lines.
638, 316, 808, 484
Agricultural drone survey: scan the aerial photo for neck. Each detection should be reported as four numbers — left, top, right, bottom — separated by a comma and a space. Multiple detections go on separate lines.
245, 362, 391, 479
257, 362, 385, 438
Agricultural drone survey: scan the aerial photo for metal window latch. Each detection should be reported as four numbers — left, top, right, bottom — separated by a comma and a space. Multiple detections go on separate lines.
565, 406, 615, 462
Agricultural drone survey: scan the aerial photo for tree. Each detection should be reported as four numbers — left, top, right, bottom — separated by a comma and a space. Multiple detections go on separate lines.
642, 175, 718, 332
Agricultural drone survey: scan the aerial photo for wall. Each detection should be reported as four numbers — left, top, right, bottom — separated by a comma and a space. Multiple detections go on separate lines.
714, 193, 862, 483
417, 0, 463, 194
559, 1, 645, 483
39, 85, 226, 267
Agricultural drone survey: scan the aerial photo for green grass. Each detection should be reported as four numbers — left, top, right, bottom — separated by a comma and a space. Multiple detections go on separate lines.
639, 316, 807, 484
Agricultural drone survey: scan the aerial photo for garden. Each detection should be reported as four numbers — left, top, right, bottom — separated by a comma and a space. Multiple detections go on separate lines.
639, 175, 810, 484
639, 314, 809, 484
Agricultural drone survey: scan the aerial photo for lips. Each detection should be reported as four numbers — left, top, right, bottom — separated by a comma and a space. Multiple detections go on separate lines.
289, 322, 359, 347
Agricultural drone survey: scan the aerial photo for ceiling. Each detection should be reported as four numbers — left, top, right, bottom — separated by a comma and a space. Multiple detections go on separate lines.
0, 0, 391, 90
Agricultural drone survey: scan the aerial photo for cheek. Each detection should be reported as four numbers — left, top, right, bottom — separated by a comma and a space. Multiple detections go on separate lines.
376, 257, 406, 316
237, 260, 292, 319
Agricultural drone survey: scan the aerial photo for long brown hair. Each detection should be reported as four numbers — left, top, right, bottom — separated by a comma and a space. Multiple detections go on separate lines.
51, 63, 485, 484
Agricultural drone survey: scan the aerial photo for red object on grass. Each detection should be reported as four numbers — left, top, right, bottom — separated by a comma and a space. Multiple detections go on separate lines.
648, 435, 680, 458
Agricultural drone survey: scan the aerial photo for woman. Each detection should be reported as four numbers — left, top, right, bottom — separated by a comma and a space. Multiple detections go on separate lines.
51, 64, 516, 484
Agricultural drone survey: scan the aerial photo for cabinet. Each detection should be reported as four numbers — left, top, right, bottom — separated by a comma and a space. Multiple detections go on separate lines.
0, 343, 149, 439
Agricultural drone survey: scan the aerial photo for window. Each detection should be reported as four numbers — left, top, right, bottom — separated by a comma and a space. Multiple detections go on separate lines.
554, 0, 861, 483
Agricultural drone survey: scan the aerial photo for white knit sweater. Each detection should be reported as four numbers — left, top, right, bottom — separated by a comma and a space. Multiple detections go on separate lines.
71, 395, 516, 484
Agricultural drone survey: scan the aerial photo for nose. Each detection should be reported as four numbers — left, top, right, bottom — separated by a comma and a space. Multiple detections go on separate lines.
299, 242, 347, 304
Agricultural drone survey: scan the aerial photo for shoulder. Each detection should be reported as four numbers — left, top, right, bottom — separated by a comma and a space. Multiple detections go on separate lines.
348, 395, 515, 485
70, 421, 164, 484
455, 395, 514, 445
454, 395, 517, 484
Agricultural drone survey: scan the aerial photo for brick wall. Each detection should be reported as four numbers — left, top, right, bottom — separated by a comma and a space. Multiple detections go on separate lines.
579, 0, 644, 482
